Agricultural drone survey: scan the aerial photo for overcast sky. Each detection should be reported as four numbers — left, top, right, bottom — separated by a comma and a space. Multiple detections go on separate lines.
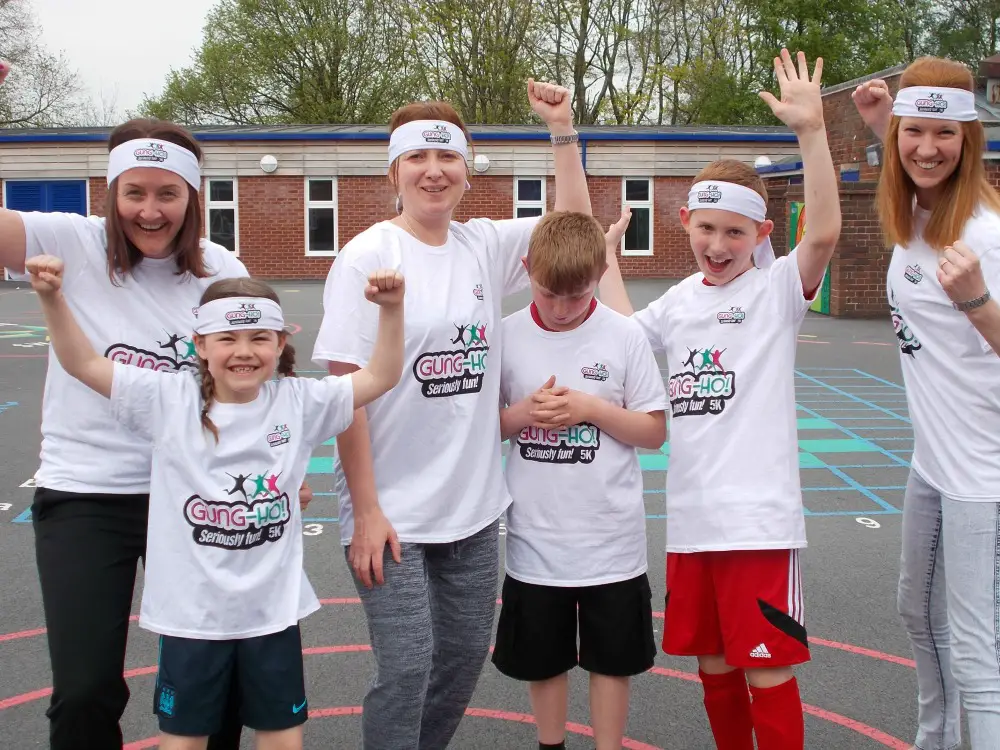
32, 0, 210, 115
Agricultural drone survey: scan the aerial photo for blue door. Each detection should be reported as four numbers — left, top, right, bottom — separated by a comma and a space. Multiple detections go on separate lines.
3, 180, 87, 279
5, 180, 87, 215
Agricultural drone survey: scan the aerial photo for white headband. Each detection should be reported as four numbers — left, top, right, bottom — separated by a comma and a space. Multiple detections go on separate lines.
387, 120, 469, 169
107, 138, 202, 191
687, 180, 775, 269
193, 297, 285, 335
892, 87, 978, 122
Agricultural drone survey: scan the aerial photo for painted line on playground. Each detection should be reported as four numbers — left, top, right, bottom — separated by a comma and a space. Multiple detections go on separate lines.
0, 644, 909, 749
0, 602, 917, 670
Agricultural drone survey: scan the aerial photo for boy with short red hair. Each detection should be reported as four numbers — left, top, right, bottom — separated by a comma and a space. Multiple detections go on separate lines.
600, 49, 841, 750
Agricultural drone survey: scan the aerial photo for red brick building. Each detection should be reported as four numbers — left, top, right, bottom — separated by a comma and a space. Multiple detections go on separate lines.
3, 71, 1000, 317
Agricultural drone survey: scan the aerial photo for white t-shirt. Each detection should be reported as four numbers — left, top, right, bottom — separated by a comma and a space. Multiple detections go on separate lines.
110, 365, 355, 639
313, 218, 538, 544
887, 206, 1000, 500
500, 303, 669, 586
634, 249, 817, 552
12, 212, 248, 494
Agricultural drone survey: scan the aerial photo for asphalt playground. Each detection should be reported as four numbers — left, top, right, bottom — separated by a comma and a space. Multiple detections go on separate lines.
0, 278, 960, 748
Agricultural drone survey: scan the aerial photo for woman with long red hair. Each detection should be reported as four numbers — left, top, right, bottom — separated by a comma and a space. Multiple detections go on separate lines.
854, 57, 1000, 750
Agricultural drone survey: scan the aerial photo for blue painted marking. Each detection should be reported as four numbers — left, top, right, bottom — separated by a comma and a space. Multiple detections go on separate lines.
795, 370, 912, 423
851, 369, 905, 389
795, 403, 909, 469
12, 508, 32, 523
0, 401, 18, 415
843, 426, 914, 430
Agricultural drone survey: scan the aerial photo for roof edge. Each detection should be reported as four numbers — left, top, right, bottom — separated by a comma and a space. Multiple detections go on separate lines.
822, 65, 906, 97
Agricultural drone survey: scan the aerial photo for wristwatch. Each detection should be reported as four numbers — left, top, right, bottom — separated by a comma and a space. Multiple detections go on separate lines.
550, 130, 579, 145
954, 289, 992, 312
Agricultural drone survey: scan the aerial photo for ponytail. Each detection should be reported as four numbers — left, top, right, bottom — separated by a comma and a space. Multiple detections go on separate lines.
278, 338, 297, 378
198, 359, 220, 442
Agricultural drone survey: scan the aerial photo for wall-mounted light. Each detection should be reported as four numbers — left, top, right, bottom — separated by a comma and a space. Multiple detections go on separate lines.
259, 155, 278, 173
473, 154, 490, 173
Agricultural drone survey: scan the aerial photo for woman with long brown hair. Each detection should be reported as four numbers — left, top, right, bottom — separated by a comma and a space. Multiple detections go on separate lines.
313, 80, 592, 748
854, 57, 1000, 750
0, 59, 248, 748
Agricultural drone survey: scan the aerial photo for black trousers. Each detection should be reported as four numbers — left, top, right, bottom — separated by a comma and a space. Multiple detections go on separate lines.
32, 487, 243, 750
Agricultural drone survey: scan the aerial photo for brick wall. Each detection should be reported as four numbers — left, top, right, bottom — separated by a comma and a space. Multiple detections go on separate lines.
89, 177, 106, 215
822, 73, 902, 181
233, 174, 702, 280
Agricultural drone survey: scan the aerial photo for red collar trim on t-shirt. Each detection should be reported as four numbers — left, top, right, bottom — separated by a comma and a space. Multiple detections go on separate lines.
701, 267, 753, 287
530, 297, 598, 331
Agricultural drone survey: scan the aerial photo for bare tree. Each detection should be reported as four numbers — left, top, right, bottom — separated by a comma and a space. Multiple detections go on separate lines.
74, 85, 123, 128
0, 0, 82, 127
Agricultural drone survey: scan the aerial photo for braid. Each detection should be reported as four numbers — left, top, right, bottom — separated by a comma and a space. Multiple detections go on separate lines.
277, 339, 297, 378
198, 359, 220, 442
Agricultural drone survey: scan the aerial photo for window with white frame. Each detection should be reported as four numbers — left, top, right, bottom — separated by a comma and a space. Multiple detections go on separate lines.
514, 177, 545, 218
206, 179, 238, 254
621, 178, 652, 255
306, 178, 338, 255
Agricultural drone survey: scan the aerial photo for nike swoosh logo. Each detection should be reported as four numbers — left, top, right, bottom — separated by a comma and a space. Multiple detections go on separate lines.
292, 700, 307, 714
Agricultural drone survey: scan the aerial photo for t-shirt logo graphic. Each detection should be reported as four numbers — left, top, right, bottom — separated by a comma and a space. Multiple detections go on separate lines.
413, 322, 488, 398
422, 124, 452, 144
266, 424, 291, 447
134, 141, 168, 163
697, 184, 723, 203
184, 469, 291, 549
717, 306, 746, 324
914, 92, 948, 114
904, 264, 924, 284
669, 346, 736, 417
105, 329, 198, 373
581, 362, 609, 381
226, 303, 262, 326
517, 423, 601, 464
473, 283, 484, 301
890, 288, 922, 357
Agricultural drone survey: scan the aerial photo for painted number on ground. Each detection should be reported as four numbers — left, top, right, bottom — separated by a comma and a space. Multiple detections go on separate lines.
20, 478, 36, 488
0, 503, 11, 512
498, 519, 507, 537
303, 524, 324, 536
856, 517, 881, 529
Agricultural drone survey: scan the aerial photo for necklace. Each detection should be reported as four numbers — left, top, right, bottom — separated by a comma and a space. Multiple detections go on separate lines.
398, 211, 448, 246
399, 212, 424, 242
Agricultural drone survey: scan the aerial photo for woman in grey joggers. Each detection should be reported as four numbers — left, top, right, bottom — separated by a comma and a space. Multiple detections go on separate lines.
854, 57, 1000, 749
311, 80, 592, 750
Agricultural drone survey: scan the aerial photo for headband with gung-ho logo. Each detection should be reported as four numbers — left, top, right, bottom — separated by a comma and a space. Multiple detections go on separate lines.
892, 87, 978, 122
687, 180, 775, 269
193, 297, 285, 336
387, 120, 469, 169
106, 138, 202, 191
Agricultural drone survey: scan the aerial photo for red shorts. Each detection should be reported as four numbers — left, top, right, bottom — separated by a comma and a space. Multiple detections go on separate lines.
662, 549, 810, 668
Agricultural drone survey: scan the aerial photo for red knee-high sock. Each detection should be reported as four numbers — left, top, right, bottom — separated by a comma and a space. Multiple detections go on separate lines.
748, 677, 805, 750
699, 669, 755, 750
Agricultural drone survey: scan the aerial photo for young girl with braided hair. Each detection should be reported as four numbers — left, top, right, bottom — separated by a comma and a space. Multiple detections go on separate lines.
23, 260, 407, 750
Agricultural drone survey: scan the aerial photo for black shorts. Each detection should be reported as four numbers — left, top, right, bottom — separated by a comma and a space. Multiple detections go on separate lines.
153, 625, 307, 736
491, 573, 655, 681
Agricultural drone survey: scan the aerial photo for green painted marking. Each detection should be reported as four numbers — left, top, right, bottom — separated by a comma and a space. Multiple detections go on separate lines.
796, 418, 837, 430
322, 437, 336, 446
639, 453, 669, 471
798, 452, 825, 469
308, 456, 335, 474
798, 438, 879, 453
